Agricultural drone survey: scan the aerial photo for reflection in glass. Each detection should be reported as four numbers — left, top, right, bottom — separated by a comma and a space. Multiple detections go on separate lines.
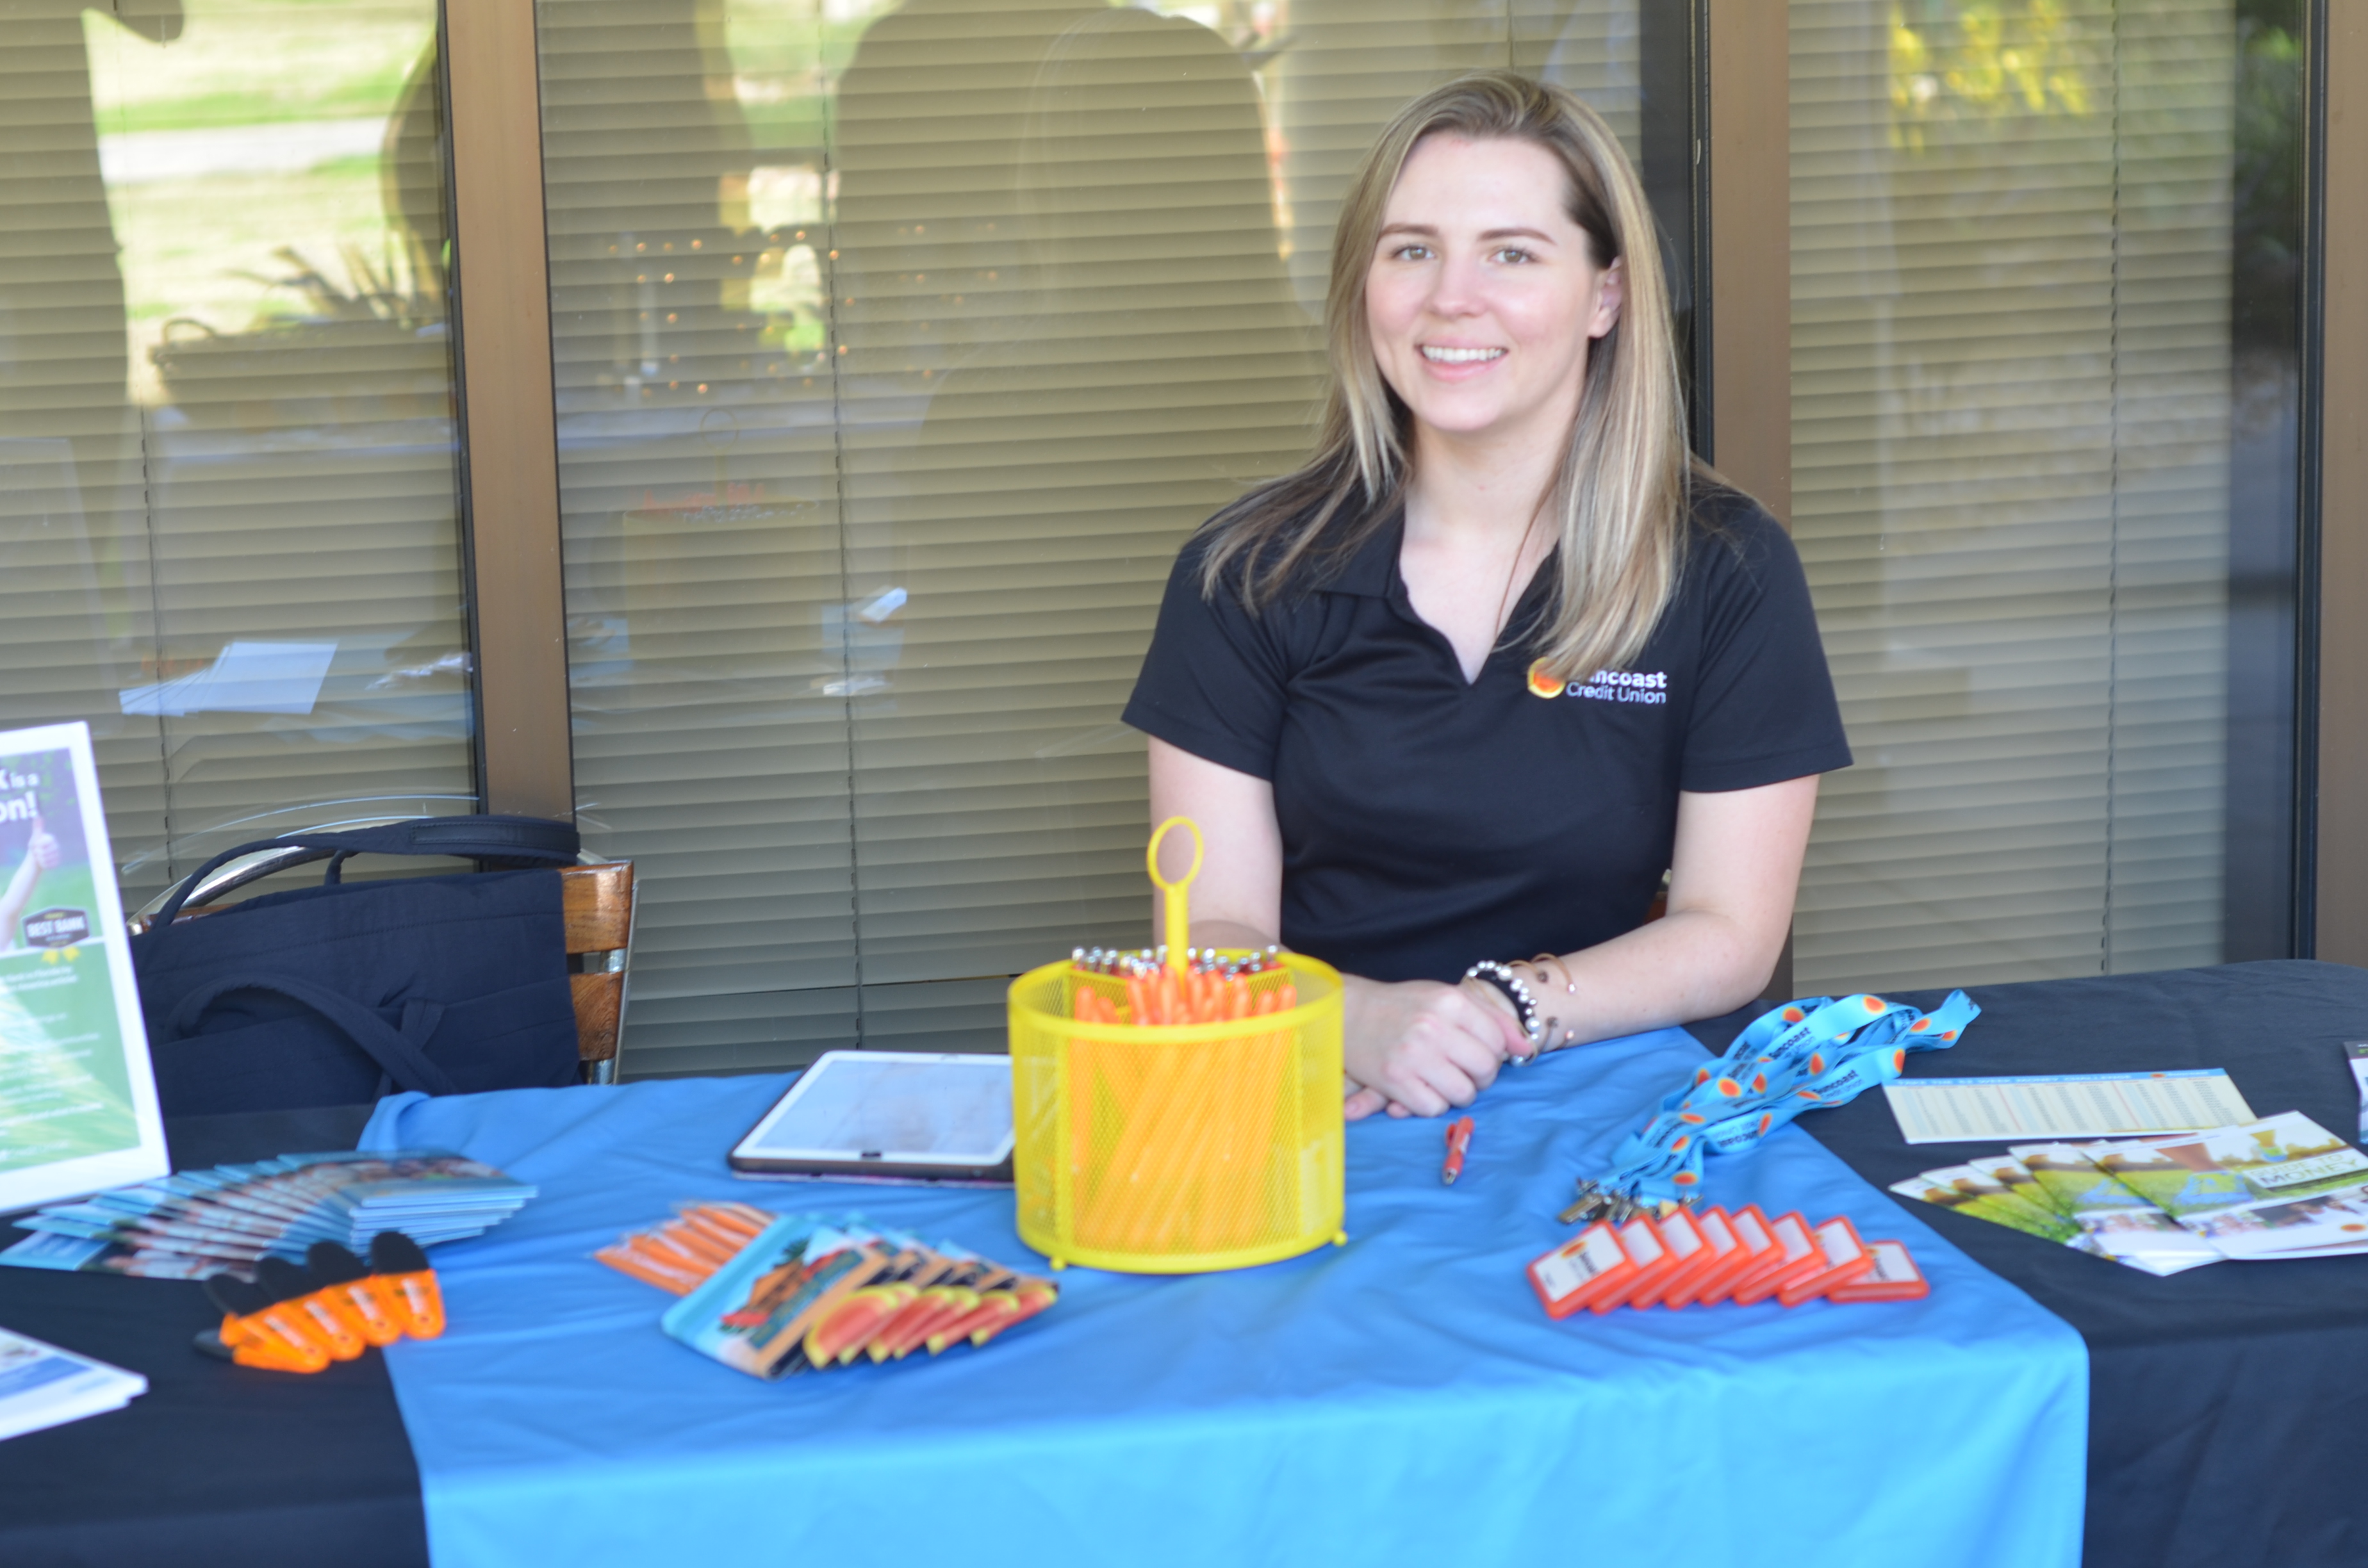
0, 1, 475, 902
543, 0, 1656, 1072
1789, 0, 2303, 988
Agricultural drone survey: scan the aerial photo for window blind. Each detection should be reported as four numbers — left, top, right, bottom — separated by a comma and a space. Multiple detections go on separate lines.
1, 1, 474, 908
1789, 0, 2235, 992
540, 0, 1653, 1074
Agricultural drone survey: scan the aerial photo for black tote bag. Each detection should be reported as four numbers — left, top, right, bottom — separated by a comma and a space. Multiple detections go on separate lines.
131, 816, 586, 1116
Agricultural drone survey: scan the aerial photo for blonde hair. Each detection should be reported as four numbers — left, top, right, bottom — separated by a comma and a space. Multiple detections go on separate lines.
1199, 70, 1707, 682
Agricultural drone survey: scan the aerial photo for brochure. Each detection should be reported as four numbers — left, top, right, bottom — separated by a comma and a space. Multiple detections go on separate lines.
0, 721, 166, 1213
1891, 1146, 2218, 1275
1885, 1163, 2077, 1244
0, 1325, 145, 1441
2005, 1141, 2221, 1274
0, 1149, 534, 1280
2094, 1113, 2368, 1259
1891, 1111, 2368, 1275
2346, 1043, 2368, 1144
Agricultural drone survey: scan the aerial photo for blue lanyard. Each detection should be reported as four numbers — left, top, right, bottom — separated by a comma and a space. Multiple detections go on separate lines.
1562, 990, 1981, 1223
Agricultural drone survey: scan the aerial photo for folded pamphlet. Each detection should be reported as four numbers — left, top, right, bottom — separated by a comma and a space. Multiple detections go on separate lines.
1890, 1111, 2368, 1275
0, 1150, 534, 1282
2095, 1113, 2368, 1259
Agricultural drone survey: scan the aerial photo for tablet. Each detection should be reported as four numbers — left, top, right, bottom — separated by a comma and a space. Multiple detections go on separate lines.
728, 1050, 1015, 1184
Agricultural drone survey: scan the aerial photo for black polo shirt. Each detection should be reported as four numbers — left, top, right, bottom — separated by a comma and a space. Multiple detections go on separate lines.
1121, 487, 1852, 984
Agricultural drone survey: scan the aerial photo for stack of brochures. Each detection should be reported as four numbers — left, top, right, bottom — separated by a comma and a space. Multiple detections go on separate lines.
1893, 1111, 2368, 1275
0, 1327, 145, 1441
0, 1150, 534, 1282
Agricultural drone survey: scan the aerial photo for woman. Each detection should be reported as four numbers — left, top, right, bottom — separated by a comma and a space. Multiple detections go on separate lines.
1121, 73, 1851, 1120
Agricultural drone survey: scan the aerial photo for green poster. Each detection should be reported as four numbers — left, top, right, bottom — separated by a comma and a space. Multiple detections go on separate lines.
0, 943, 139, 1173
0, 724, 166, 1208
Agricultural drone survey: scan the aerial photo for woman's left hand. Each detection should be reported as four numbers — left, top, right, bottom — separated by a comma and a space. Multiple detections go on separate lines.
1339, 975, 1531, 1120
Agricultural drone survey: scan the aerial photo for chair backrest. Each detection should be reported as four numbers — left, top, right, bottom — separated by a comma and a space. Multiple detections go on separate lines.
133, 821, 637, 1085
561, 860, 636, 1083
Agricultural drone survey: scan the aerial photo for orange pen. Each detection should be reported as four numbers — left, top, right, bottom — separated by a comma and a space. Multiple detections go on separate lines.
1441, 1116, 1474, 1184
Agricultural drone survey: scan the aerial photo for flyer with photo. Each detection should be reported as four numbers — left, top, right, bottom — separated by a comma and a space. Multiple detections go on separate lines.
2097, 1113, 2368, 1259
0, 723, 165, 1213
1886, 1163, 2078, 1243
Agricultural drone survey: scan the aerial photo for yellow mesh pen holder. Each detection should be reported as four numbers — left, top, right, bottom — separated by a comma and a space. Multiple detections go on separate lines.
1009, 952, 1344, 1273
1007, 819, 1345, 1273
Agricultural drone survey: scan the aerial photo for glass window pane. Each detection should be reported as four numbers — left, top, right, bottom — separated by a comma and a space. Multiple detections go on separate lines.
1789, 0, 2304, 990
0, 1, 476, 906
542, 0, 1669, 1074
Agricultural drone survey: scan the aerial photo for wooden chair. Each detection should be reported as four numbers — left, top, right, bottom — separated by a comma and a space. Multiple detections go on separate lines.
561, 860, 636, 1084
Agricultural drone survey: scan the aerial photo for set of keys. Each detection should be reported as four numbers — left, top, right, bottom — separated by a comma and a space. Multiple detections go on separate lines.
1558, 1179, 1690, 1228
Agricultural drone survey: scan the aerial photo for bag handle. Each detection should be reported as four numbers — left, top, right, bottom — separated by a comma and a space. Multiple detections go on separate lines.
171, 974, 460, 1098
149, 814, 579, 931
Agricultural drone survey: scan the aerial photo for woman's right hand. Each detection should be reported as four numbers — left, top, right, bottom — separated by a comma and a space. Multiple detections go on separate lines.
1340, 976, 1533, 1120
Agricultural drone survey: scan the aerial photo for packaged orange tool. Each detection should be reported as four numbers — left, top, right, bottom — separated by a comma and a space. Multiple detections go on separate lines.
306, 1242, 407, 1348
201, 1276, 331, 1373
370, 1233, 445, 1340
256, 1255, 366, 1362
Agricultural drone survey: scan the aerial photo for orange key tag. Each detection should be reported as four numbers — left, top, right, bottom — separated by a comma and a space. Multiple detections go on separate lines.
1527, 1223, 1635, 1320
1694, 1205, 1779, 1306
1827, 1239, 1931, 1303
1628, 1209, 1709, 1310
1731, 1211, 1825, 1306
1777, 1215, 1879, 1307
1589, 1216, 1675, 1313
1659, 1207, 1738, 1310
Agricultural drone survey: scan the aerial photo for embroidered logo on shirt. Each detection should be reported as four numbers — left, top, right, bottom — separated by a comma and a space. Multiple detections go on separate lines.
1527, 658, 1668, 705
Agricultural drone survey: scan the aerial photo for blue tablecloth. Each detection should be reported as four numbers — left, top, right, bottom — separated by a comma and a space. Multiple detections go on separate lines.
359, 1025, 2086, 1568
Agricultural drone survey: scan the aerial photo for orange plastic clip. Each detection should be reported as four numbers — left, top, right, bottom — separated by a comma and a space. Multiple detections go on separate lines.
256, 1256, 366, 1362
370, 1233, 445, 1340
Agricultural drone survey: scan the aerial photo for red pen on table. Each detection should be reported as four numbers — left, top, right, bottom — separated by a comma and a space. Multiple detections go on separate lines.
1441, 1116, 1475, 1185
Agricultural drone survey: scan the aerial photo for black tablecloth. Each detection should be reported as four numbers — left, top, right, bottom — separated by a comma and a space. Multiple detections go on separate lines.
4, 963, 2364, 1566
0, 1105, 427, 1568
1692, 959, 2368, 1568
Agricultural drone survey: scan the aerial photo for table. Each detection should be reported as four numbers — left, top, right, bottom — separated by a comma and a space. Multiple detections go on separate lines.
2, 960, 2364, 1567
1759, 960, 2368, 1568
0, 1103, 425, 1567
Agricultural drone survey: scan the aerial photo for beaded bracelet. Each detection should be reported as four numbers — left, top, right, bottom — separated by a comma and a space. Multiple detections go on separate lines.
1461, 960, 1545, 1059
